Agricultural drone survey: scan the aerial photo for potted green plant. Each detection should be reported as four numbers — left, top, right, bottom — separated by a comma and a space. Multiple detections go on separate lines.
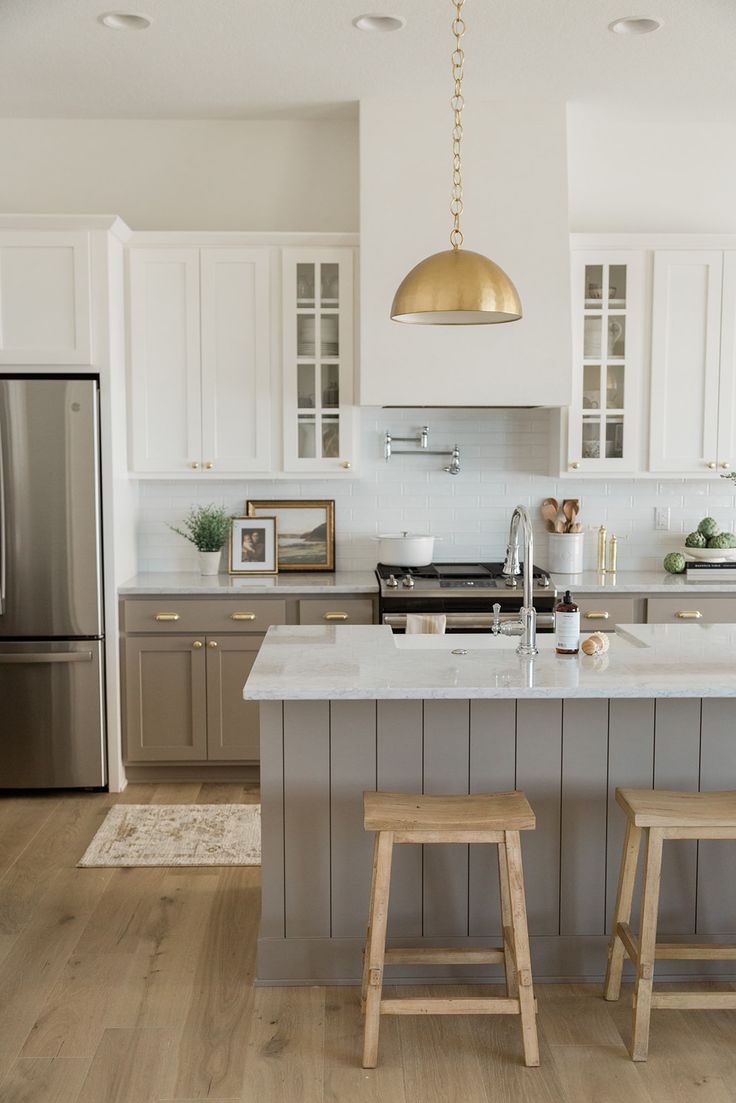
169, 504, 232, 576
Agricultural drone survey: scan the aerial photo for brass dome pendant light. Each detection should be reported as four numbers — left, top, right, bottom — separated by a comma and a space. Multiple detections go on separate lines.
390, 0, 522, 325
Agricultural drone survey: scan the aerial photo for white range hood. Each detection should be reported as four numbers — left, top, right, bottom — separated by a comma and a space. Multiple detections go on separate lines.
359, 97, 572, 408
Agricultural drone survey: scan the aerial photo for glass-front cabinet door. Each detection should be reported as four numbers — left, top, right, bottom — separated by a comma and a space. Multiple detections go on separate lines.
567, 251, 645, 473
282, 248, 356, 473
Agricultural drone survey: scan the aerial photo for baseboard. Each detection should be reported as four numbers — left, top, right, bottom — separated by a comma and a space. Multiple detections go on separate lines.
124, 764, 260, 784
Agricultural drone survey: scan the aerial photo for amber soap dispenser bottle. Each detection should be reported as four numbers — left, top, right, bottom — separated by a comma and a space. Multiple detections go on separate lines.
555, 590, 580, 655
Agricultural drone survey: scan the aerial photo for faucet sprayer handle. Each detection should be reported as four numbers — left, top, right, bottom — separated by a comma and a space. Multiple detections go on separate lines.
492, 603, 502, 634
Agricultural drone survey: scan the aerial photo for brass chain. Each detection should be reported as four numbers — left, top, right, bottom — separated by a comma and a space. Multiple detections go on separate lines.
450, 0, 466, 250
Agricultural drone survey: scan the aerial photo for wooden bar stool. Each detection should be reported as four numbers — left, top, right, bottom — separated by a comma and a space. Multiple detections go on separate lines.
360, 790, 539, 1069
605, 788, 736, 1061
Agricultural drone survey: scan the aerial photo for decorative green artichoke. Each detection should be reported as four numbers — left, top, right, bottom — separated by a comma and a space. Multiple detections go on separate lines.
663, 552, 686, 574
707, 532, 736, 549
698, 516, 720, 538
685, 531, 707, 548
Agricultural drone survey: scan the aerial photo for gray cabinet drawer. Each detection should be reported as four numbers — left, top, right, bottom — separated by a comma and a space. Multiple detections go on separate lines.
298, 598, 374, 625
647, 597, 736, 624
123, 598, 286, 633
577, 595, 637, 631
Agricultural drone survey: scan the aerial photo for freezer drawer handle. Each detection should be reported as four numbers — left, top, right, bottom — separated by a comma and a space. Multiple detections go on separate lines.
154, 613, 180, 622
0, 651, 93, 664
230, 612, 257, 621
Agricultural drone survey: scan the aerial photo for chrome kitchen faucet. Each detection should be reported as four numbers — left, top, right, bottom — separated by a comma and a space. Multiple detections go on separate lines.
493, 505, 538, 656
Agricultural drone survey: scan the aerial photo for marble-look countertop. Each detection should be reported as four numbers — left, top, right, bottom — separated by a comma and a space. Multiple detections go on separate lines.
550, 570, 736, 593
243, 622, 736, 701
118, 571, 379, 596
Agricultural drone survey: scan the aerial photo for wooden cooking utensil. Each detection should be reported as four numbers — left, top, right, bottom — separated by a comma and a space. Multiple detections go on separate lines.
541, 500, 559, 528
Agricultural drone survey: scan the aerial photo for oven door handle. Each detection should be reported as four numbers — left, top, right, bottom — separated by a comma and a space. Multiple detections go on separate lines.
383, 612, 555, 631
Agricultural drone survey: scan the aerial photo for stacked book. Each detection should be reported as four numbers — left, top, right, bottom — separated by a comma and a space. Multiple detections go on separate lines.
685, 561, 736, 580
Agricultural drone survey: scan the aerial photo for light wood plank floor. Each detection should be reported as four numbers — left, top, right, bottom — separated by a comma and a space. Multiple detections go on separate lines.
2, 783, 736, 1102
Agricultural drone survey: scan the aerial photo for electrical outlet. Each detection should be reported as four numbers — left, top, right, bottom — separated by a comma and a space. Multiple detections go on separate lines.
655, 507, 671, 531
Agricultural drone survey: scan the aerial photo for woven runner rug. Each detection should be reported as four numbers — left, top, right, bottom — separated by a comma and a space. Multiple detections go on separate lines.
78, 803, 261, 867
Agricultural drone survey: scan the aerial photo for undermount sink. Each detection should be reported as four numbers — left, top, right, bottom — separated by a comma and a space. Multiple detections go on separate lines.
393, 632, 559, 651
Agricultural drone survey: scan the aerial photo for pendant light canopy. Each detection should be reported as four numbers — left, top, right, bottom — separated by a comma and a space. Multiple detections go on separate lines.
391, 0, 522, 326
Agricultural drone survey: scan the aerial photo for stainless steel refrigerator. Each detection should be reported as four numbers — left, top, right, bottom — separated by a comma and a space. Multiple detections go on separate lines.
0, 377, 107, 788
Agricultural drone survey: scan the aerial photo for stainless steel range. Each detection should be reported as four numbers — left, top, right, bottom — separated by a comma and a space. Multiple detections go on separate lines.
377, 561, 556, 633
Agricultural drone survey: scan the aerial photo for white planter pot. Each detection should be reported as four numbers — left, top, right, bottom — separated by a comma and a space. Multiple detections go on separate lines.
198, 550, 222, 576
375, 533, 438, 567
548, 532, 584, 574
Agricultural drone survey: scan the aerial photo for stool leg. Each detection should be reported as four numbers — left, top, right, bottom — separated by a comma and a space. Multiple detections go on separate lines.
604, 819, 643, 1001
631, 827, 663, 1062
504, 830, 539, 1068
362, 830, 394, 1069
361, 832, 380, 1011
497, 840, 518, 998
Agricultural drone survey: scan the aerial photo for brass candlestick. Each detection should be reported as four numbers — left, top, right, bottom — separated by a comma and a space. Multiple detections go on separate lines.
597, 525, 607, 573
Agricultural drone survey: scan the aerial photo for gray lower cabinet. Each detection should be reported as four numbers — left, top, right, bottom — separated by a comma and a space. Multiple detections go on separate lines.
124, 635, 208, 762
576, 594, 640, 631
205, 635, 262, 761
647, 596, 736, 624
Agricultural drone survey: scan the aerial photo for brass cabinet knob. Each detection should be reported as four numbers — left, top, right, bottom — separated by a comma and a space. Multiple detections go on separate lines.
721, 462, 731, 469
207, 640, 219, 648
204, 461, 214, 470
154, 613, 180, 622
191, 462, 200, 469
341, 461, 352, 470
707, 461, 717, 469
571, 462, 580, 470
192, 640, 204, 648
676, 610, 702, 619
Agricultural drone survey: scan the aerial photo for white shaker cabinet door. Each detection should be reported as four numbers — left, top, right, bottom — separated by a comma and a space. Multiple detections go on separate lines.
0, 231, 91, 364
129, 248, 202, 473
200, 249, 271, 474
716, 253, 736, 475
649, 250, 723, 474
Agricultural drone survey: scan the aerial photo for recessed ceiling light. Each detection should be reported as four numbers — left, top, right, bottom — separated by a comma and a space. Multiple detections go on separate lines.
99, 12, 152, 30
352, 14, 406, 32
608, 16, 662, 35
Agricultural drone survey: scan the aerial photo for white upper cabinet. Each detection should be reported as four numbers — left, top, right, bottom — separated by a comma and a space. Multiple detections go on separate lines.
566, 251, 645, 473
200, 249, 271, 473
129, 248, 202, 473
281, 248, 356, 474
649, 251, 724, 474
716, 253, 736, 474
0, 231, 91, 363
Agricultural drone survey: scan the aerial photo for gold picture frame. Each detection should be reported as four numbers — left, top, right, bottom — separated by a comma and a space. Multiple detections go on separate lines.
228, 516, 278, 575
245, 499, 335, 572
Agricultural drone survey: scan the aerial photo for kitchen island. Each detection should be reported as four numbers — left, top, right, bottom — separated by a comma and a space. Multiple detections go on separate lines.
244, 623, 736, 985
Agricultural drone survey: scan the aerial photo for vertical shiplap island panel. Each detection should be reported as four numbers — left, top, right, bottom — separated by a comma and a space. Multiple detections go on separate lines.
422, 700, 471, 937
605, 699, 655, 934
697, 699, 736, 934
468, 700, 516, 936
330, 700, 377, 937
259, 701, 285, 938
377, 700, 423, 938
516, 699, 563, 935
560, 699, 609, 935
654, 698, 701, 935
283, 700, 331, 937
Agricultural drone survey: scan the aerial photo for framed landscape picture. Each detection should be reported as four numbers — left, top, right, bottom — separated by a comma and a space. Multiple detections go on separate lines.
228, 517, 278, 575
245, 499, 335, 572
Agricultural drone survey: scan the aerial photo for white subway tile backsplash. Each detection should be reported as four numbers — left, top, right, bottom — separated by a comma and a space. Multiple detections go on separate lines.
135, 408, 736, 574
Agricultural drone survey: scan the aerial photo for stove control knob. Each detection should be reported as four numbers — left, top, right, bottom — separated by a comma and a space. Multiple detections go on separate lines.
386, 574, 399, 588
539, 575, 551, 588
402, 575, 415, 588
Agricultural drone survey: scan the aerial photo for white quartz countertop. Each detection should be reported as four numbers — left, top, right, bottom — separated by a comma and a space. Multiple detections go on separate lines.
243, 622, 736, 701
118, 571, 379, 595
550, 570, 736, 593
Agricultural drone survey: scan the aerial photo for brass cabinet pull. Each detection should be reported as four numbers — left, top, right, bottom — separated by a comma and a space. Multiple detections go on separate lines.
204, 461, 214, 470
230, 612, 257, 621
707, 461, 717, 469
341, 461, 352, 469
323, 612, 349, 621
722, 462, 731, 469
676, 610, 702, 619
584, 611, 610, 620
154, 613, 180, 622
570, 461, 580, 470
190, 462, 200, 470
208, 640, 219, 649
192, 640, 203, 648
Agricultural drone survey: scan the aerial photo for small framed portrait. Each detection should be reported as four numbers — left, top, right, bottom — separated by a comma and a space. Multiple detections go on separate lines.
228, 517, 278, 575
245, 499, 335, 572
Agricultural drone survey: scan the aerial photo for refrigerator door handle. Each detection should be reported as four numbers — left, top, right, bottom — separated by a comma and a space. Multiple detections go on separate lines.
0, 651, 93, 664
0, 421, 5, 617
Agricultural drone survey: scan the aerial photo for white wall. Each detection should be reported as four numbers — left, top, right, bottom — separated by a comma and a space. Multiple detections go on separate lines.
136, 407, 736, 576
0, 118, 359, 231
568, 105, 736, 233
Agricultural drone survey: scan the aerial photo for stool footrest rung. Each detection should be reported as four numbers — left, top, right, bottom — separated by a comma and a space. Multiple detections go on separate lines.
383, 947, 505, 966
617, 922, 736, 963
651, 992, 736, 1010
380, 996, 536, 1016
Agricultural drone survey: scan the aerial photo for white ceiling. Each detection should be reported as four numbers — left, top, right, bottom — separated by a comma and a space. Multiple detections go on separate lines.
2, 0, 733, 121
